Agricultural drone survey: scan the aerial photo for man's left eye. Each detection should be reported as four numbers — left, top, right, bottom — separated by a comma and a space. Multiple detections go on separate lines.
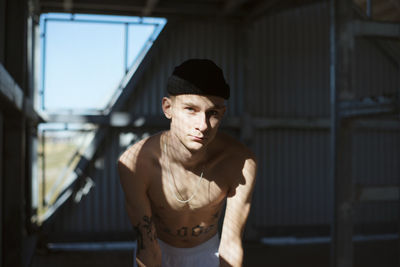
209, 110, 219, 116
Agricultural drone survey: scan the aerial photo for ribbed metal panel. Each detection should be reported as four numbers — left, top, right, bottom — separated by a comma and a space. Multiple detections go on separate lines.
48, 129, 133, 234
352, 128, 400, 224
0, 111, 3, 261
353, 129, 400, 186
354, 39, 399, 99
247, 2, 399, 230
248, 3, 331, 118
251, 129, 331, 227
251, 127, 399, 229
126, 19, 245, 117
248, 2, 399, 117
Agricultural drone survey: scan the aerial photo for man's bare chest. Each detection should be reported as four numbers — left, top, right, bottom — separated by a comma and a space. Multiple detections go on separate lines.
148, 167, 229, 213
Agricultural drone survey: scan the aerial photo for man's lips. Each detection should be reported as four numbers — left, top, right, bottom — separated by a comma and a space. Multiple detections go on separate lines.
191, 135, 206, 141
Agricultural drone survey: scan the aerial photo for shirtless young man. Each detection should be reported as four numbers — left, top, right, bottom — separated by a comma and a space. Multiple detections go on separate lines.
118, 59, 257, 267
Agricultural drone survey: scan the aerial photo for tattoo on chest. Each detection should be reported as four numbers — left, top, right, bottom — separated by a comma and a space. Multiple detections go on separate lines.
134, 215, 157, 255
162, 224, 215, 238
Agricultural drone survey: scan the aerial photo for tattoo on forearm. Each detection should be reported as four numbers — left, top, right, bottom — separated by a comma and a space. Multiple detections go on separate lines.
134, 215, 157, 255
134, 222, 144, 254
142, 215, 157, 241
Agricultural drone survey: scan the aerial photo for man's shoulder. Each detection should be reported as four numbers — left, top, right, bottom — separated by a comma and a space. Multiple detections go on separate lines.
215, 132, 256, 162
213, 132, 257, 193
118, 132, 162, 174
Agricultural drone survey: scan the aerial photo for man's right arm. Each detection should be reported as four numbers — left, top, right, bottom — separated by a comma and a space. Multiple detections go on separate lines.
118, 145, 162, 267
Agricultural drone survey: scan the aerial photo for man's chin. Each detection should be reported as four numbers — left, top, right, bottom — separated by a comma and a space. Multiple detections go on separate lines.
186, 140, 207, 152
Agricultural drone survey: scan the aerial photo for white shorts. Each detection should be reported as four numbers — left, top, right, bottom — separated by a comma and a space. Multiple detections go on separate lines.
133, 234, 220, 267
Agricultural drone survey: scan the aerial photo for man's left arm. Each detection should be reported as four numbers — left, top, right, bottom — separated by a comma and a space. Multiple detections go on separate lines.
219, 155, 257, 267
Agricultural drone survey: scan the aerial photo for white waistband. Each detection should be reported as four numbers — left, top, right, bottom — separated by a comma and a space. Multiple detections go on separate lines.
157, 234, 220, 256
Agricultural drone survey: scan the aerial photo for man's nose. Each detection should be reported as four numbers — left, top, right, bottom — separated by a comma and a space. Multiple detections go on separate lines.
195, 113, 208, 132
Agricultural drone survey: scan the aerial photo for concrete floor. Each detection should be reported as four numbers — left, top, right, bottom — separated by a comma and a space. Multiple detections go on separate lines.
31, 239, 398, 267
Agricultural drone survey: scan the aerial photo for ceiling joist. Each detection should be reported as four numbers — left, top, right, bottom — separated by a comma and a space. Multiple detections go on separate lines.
142, 0, 159, 16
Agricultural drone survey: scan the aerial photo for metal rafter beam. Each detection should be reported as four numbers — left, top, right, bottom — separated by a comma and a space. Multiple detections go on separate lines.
44, 113, 400, 130
353, 20, 400, 39
339, 96, 398, 118
246, 0, 279, 19
223, 0, 249, 15
330, 0, 355, 266
39, 1, 222, 17
0, 64, 43, 124
142, 0, 159, 16
355, 185, 400, 202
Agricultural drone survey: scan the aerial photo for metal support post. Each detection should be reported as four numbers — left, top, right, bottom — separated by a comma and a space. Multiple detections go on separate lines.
41, 130, 46, 207
40, 19, 47, 110
330, 0, 355, 266
366, 0, 372, 18
124, 22, 129, 73
0, 113, 3, 267
3, 115, 26, 267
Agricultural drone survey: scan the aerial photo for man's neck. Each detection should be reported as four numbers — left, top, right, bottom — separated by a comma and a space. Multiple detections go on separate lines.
164, 131, 208, 169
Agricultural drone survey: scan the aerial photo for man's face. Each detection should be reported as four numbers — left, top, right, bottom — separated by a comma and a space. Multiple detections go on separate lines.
162, 94, 226, 152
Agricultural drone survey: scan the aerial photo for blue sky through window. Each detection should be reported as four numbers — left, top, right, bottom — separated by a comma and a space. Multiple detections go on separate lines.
40, 13, 166, 112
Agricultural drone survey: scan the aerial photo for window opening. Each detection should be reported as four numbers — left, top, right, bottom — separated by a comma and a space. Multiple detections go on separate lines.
35, 13, 166, 224
39, 13, 165, 112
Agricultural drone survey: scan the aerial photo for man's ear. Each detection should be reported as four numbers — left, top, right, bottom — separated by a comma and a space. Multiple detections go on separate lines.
162, 97, 173, 119
221, 105, 227, 117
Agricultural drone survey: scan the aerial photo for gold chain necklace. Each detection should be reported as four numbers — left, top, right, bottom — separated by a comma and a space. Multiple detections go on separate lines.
164, 138, 204, 204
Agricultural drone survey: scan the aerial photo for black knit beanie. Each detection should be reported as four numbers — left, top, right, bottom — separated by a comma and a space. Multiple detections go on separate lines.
167, 59, 230, 99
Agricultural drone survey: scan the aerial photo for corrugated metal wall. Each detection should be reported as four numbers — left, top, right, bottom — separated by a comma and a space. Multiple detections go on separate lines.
352, 129, 400, 225
248, 3, 330, 118
247, 2, 399, 233
250, 129, 331, 227
0, 111, 3, 261
46, 2, 399, 239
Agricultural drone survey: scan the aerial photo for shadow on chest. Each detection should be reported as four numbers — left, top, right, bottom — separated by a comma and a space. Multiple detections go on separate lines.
148, 170, 228, 213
